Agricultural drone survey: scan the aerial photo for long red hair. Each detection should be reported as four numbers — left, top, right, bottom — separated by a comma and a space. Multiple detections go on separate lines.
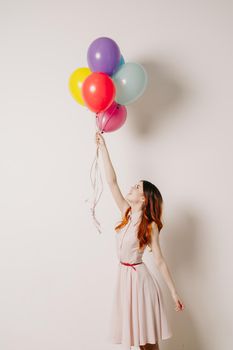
114, 180, 164, 252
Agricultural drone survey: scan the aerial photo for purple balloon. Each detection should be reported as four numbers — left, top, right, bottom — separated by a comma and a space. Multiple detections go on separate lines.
87, 37, 121, 76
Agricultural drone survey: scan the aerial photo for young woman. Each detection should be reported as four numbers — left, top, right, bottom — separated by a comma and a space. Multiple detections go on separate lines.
95, 131, 185, 350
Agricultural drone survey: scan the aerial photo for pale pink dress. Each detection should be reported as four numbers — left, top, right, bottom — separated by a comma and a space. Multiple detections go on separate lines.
107, 209, 173, 348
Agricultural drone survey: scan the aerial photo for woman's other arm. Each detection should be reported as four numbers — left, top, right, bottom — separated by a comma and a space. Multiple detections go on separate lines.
150, 222, 185, 312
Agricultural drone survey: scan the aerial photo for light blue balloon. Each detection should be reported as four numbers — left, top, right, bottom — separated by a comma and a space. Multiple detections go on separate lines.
111, 54, 125, 76
119, 55, 125, 67
112, 62, 148, 105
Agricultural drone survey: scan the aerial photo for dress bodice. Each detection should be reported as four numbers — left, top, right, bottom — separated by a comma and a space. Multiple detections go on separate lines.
115, 209, 146, 264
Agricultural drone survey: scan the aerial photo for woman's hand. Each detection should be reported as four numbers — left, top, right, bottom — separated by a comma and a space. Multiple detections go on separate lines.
171, 292, 185, 312
95, 131, 106, 148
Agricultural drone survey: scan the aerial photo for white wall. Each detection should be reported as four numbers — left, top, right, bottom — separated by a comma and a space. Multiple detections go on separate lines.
0, 1, 232, 349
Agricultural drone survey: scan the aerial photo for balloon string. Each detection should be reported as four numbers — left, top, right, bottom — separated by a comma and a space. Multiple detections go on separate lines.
84, 118, 104, 234
84, 103, 119, 234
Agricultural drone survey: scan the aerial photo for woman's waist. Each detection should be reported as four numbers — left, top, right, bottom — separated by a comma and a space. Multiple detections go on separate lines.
119, 260, 144, 270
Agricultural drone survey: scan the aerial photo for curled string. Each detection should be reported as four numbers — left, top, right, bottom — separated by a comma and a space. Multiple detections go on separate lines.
84, 103, 119, 234
84, 121, 103, 234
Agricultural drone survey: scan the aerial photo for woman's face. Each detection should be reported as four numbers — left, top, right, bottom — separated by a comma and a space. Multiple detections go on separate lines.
126, 180, 144, 203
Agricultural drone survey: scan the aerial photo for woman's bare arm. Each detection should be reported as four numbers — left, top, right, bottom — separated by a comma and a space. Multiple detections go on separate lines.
150, 222, 185, 311
98, 138, 117, 184
96, 132, 129, 215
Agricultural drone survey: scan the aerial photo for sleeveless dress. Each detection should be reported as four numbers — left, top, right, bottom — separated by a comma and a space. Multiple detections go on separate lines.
107, 209, 173, 348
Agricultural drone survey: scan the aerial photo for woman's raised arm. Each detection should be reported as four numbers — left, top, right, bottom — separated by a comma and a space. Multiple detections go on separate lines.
95, 131, 117, 183
95, 132, 129, 215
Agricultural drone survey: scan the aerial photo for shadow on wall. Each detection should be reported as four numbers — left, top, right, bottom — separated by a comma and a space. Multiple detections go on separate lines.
160, 207, 204, 350
128, 59, 195, 136
128, 60, 204, 349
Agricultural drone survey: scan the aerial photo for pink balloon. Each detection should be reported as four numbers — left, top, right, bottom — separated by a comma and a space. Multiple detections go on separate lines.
96, 101, 127, 133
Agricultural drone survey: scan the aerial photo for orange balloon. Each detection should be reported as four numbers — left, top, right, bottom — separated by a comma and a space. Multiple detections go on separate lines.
82, 72, 116, 113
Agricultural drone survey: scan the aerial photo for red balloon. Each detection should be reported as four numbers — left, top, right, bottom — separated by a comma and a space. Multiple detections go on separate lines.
81, 72, 116, 113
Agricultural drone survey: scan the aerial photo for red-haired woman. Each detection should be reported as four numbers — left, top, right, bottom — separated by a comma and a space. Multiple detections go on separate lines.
95, 131, 185, 350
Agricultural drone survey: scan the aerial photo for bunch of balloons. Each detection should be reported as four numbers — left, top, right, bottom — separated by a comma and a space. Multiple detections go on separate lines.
68, 37, 148, 133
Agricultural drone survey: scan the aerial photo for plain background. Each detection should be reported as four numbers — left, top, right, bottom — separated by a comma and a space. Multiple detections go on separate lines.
0, 0, 232, 349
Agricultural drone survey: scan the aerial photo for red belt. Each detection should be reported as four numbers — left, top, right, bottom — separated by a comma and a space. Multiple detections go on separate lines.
120, 261, 143, 271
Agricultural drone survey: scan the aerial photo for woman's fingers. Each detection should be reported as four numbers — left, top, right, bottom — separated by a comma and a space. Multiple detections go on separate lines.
172, 293, 185, 312
95, 132, 100, 145
95, 131, 105, 147
174, 300, 185, 311
96, 131, 105, 143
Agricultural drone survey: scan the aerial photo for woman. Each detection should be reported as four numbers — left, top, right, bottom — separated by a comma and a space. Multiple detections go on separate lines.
95, 131, 185, 350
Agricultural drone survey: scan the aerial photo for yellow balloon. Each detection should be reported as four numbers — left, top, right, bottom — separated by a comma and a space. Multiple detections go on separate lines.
68, 67, 92, 106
